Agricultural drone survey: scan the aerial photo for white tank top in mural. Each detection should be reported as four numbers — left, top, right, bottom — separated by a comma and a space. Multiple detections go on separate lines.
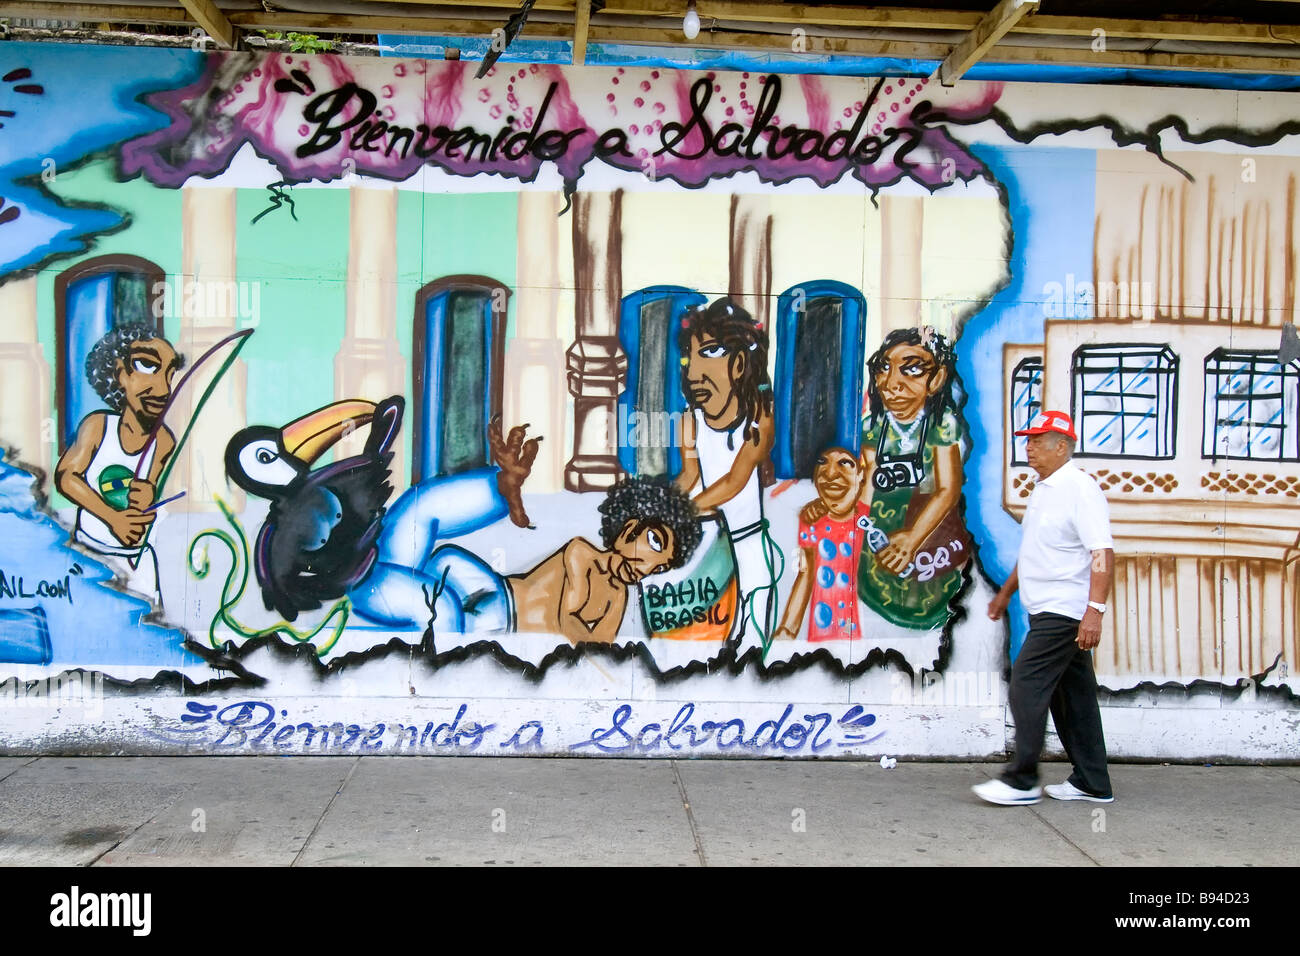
75, 414, 157, 557
692, 406, 763, 539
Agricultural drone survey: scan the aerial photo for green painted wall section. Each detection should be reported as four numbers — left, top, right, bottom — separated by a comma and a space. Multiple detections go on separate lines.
33, 174, 519, 495
235, 186, 349, 438
397, 191, 518, 480
402, 191, 519, 343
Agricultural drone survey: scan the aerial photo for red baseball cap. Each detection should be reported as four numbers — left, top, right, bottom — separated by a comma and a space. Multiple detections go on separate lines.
1015, 410, 1077, 441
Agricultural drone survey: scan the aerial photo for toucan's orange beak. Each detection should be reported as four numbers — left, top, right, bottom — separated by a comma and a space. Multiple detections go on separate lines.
281, 400, 376, 464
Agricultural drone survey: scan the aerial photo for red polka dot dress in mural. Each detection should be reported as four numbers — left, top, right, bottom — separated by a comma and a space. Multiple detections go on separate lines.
796, 501, 869, 641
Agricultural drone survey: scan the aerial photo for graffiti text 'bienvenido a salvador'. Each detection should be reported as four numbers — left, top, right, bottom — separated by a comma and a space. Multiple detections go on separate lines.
297, 75, 920, 170
154, 700, 882, 755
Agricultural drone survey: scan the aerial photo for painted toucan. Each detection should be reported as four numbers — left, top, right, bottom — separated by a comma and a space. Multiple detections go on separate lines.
224, 396, 404, 621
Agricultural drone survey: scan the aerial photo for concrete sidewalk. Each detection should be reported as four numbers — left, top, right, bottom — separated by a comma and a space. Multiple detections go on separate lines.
0, 757, 1295, 866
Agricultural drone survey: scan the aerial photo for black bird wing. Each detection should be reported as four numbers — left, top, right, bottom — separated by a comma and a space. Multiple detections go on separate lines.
258, 424, 399, 621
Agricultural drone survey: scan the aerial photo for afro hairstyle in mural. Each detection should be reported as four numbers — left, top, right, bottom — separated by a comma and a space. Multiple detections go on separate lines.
85, 321, 185, 413
865, 325, 956, 421
598, 475, 702, 571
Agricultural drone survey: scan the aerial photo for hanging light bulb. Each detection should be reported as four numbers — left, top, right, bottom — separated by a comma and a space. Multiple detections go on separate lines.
682, 0, 701, 40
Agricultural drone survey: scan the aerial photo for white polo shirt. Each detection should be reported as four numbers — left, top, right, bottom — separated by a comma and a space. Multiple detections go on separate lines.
1018, 460, 1113, 619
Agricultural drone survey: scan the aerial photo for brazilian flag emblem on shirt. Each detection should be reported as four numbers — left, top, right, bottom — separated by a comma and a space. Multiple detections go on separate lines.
97, 464, 134, 511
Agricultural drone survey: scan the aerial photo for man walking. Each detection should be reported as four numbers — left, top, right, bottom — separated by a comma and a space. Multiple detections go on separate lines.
973, 410, 1115, 806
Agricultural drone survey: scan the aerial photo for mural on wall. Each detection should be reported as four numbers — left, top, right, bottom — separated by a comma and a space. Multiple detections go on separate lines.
0, 41, 1296, 757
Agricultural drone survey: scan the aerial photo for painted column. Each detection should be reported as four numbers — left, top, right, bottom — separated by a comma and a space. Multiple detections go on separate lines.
177, 186, 245, 512
728, 194, 774, 328
335, 185, 406, 484
507, 190, 567, 494
0, 276, 52, 478
565, 190, 625, 493
880, 195, 924, 336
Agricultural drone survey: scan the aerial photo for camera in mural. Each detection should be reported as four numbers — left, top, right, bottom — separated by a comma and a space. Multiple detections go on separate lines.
871, 458, 923, 492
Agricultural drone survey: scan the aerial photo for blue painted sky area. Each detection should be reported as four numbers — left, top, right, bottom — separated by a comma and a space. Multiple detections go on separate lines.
379, 34, 1300, 90
0, 43, 203, 275
957, 145, 1096, 659
0, 454, 203, 668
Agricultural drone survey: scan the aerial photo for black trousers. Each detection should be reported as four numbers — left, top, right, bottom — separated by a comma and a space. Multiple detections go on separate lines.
1002, 612, 1113, 796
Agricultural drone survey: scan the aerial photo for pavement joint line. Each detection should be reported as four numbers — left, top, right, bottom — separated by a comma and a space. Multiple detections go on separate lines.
1026, 804, 1102, 866
86, 805, 167, 868
0, 756, 40, 787
1263, 765, 1300, 783
974, 762, 1100, 865
670, 759, 707, 868
291, 755, 361, 867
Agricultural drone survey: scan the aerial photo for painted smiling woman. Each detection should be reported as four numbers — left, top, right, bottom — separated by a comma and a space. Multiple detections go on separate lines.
857, 327, 972, 630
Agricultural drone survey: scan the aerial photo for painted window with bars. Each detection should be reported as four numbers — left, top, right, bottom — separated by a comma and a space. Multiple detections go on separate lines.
1010, 356, 1043, 467
1202, 349, 1300, 462
1071, 344, 1178, 459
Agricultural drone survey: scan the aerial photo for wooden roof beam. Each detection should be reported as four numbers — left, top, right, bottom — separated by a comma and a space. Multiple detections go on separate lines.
937, 0, 1040, 86
178, 0, 237, 48
573, 0, 590, 64
0, 3, 193, 25
4, 1, 1300, 76
4, 1, 1300, 47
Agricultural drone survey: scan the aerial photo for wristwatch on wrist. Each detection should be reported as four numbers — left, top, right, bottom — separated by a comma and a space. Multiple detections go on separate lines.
1087, 601, 1107, 614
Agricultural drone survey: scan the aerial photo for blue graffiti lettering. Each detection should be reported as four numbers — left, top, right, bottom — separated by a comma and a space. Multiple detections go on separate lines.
572, 702, 876, 755
159, 700, 876, 755
211, 700, 276, 748
805, 712, 834, 752
501, 720, 545, 751
748, 705, 792, 750
570, 703, 636, 753
360, 723, 385, 751
715, 718, 747, 749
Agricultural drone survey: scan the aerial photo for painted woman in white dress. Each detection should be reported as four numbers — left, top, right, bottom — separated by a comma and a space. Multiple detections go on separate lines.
673, 298, 779, 655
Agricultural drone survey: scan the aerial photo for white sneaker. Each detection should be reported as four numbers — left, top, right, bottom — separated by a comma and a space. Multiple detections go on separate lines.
1044, 781, 1114, 803
972, 779, 1042, 806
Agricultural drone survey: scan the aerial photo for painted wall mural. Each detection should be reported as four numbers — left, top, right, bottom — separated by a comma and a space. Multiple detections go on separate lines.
0, 42, 1296, 758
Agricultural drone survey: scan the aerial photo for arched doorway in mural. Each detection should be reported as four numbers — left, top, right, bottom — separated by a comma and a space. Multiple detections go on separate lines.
616, 285, 708, 479
54, 255, 165, 454
412, 276, 508, 483
773, 280, 866, 479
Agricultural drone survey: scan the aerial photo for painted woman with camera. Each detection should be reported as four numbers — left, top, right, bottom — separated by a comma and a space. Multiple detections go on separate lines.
856, 326, 970, 630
